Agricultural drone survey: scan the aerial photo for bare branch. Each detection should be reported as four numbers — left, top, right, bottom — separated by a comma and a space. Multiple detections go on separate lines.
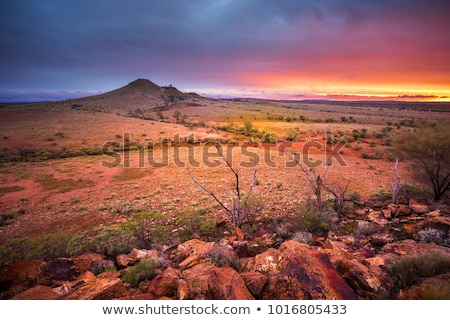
390, 157, 402, 204
187, 166, 231, 214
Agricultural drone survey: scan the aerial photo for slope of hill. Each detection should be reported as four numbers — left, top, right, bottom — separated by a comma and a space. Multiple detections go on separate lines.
62, 78, 206, 115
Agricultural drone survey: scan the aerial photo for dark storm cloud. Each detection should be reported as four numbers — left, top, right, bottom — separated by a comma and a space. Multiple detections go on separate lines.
1, 0, 449, 100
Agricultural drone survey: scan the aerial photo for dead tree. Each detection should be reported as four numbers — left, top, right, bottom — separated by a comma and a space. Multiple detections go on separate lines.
391, 157, 402, 204
187, 143, 258, 229
287, 152, 329, 210
324, 181, 350, 216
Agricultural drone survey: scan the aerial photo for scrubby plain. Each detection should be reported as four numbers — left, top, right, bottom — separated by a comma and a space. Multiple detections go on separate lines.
0, 80, 449, 299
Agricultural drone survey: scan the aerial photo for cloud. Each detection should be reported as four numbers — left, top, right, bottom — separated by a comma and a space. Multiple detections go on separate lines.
0, 0, 449, 99
0, 90, 104, 102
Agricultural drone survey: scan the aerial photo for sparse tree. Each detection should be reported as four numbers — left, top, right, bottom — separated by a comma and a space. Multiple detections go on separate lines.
173, 110, 182, 123
394, 124, 450, 201
187, 143, 258, 229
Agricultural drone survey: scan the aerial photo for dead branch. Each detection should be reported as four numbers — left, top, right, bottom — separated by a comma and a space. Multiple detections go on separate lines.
187, 142, 258, 228
391, 157, 402, 204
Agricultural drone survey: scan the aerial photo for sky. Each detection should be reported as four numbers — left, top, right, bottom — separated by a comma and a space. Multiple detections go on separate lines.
1, 0, 450, 102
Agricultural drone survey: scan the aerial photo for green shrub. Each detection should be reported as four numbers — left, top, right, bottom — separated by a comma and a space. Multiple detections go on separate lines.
369, 188, 393, 205
387, 251, 450, 290
178, 208, 217, 240
25, 233, 72, 260
122, 259, 158, 287
67, 226, 136, 257
0, 232, 72, 266
0, 237, 30, 267
293, 206, 332, 234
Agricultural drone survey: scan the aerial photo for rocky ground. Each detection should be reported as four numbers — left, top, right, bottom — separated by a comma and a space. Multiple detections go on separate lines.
1, 198, 449, 300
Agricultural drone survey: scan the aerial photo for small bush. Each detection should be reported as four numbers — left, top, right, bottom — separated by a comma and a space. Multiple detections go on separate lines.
415, 228, 450, 247
388, 251, 450, 289
205, 243, 240, 271
25, 233, 72, 260
355, 221, 377, 237
67, 226, 136, 257
178, 208, 217, 239
291, 231, 314, 244
122, 259, 158, 287
369, 188, 393, 206
293, 206, 332, 234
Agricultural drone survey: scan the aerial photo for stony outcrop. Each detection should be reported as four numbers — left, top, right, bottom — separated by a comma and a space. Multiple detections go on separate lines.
1, 199, 449, 300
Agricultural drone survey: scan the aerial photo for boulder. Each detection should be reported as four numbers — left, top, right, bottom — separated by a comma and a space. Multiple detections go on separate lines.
395, 204, 412, 217
182, 263, 254, 300
0, 259, 44, 297
116, 248, 160, 267
260, 274, 304, 300
278, 241, 358, 299
240, 248, 282, 274
11, 285, 59, 300
409, 199, 430, 214
240, 272, 268, 298
61, 277, 128, 300
146, 267, 182, 299
38, 259, 81, 286
171, 239, 214, 263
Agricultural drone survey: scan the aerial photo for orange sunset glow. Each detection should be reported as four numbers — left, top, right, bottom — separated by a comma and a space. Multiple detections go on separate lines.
1, 0, 449, 102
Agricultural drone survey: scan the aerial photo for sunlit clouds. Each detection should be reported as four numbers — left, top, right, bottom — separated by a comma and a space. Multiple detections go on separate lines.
1, 0, 449, 101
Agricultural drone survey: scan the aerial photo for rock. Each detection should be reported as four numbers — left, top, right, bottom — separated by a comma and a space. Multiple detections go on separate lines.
116, 248, 159, 267
182, 263, 254, 299
336, 258, 385, 299
381, 239, 450, 256
395, 204, 412, 217
382, 209, 392, 219
208, 265, 255, 299
400, 272, 450, 299
323, 239, 350, 251
147, 267, 182, 298
409, 199, 430, 214
38, 259, 81, 286
240, 248, 282, 274
234, 241, 254, 258
171, 239, 214, 263
367, 211, 388, 226
230, 227, 245, 241
241, 272, 268, 298
278, 241, 358, 299
369, 233, 394, 247
0, 259, 44, 297
425, 210, 441, 218
260, 274, 304, 299
11, 285, 59, 300
61, 277, 128, 300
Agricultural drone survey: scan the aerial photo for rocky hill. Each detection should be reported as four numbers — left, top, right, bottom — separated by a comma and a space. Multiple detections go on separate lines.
63, 78, 206, 115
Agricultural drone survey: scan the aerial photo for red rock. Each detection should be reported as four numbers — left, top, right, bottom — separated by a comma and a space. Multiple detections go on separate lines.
241, 272, 268, 298
260, 274, 304, 299
147, 267, 182, 298
11, 285, 59, 300
61, 278, 128, 300
182, 263, 254, 299
0, 259, 44, 297
279, 241, 358, 299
